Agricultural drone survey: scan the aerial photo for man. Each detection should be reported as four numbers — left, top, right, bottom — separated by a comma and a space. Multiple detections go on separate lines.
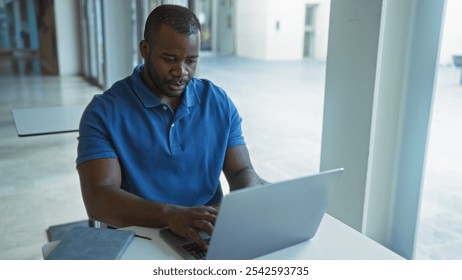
76, 4, 266, 248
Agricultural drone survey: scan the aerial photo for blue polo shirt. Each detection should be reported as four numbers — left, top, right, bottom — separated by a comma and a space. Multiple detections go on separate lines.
76, 64, 245, 206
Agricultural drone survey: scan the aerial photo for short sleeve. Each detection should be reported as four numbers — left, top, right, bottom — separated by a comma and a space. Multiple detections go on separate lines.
226, 97, 246, 148
76, 97, 118, 166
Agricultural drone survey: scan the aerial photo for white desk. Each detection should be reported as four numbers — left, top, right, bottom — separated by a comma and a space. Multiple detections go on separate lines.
42, 215, 403, 260
12, 104, 86, 137
119, 214, 403, 260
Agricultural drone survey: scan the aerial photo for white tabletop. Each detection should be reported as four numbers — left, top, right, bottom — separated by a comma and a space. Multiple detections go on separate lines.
12, 104, 86, 137
120, 214, 404, 260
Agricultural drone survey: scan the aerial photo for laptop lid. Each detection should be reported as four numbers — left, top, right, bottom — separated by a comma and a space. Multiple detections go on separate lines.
206, 168, 343, 260
160, 168, 344, 260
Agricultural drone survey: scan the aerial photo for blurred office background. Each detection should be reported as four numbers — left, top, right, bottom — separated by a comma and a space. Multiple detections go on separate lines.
0, 0, 461, 260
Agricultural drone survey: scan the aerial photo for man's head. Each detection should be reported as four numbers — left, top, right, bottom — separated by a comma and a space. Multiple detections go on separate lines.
140, 5, 201, 106
143, 4, 201, 45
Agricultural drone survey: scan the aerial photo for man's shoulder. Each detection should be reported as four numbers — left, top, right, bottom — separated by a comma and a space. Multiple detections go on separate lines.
191, 77, 228, 100
90, 77, 132, 105
104, 77, 132, 97
83, 83, 134, 122
192, 77, 216, 88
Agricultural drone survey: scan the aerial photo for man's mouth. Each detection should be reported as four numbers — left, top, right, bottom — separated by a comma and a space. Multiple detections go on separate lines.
167, 79, 186, 91
169, 78, 186, 86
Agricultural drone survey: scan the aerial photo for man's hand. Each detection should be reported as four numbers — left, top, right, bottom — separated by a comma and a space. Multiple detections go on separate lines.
166, 205, 219, 249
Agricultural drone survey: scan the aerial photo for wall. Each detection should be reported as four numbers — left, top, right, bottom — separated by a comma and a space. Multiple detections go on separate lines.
235, 0, 268, 60
236, 0, 306, 61
265, 0, 305, 60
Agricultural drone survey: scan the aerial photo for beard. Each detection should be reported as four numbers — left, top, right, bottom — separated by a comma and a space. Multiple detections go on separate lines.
144, 61, 190, 98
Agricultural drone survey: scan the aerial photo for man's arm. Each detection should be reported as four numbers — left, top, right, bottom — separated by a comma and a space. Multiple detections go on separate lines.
222, 145, 268, 191
77, 158, 217, 247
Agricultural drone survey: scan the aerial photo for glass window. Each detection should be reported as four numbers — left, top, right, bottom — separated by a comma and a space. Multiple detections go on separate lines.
416, 0, 462, 260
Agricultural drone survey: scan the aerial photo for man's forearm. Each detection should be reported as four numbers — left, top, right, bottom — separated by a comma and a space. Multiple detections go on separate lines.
228, 167, 268, 191
83, 185, 172, 228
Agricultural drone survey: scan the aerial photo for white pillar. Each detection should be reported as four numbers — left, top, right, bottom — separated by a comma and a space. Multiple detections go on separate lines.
374, 0, 446, 259
320, 0, 383, 231
321, 0, 446, 259
102, 0, 134, 89
54, 0, 80, 75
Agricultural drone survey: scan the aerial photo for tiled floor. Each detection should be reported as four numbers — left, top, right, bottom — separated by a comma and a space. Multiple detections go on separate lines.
0, 56, 461, 260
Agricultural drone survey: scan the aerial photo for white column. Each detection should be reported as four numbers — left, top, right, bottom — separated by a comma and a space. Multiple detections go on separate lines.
321, 0, 446, 259
320, 0, 383, 231
54, 0, 80, 75
369, 0, 446, 259
102, 0, 134, 89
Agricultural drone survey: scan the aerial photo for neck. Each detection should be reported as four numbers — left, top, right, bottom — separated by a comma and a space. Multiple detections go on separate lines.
162, 97, 180, 112
141, 70, 181, 111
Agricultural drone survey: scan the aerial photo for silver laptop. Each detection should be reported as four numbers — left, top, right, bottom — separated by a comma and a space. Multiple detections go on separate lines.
160, 168, 344, 260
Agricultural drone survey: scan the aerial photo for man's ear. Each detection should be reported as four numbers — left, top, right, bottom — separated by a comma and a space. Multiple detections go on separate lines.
140, 40, 149, 60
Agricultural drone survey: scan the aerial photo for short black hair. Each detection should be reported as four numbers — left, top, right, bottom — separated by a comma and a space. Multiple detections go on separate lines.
143, 4, 201, 44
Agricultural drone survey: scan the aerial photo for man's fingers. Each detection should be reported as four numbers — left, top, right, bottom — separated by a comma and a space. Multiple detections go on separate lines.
168, 204, 221, 248
193, 211, 217, 224
185, 228, 208, 249
187, 206, 218, 228
191, 219, 214, 236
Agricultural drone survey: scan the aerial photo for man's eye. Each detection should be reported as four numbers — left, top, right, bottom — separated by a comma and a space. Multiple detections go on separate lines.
187, 59, 197, 65
163, 57, 175, 63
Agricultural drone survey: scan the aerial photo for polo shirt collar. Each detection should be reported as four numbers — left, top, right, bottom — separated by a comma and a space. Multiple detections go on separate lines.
131, 64, 200, 109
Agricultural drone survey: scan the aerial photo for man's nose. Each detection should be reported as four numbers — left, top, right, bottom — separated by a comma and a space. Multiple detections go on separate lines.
171, 62, 188, 77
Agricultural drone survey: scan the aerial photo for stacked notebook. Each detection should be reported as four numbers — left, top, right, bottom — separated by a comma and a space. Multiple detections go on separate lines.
45, 227, 135, 260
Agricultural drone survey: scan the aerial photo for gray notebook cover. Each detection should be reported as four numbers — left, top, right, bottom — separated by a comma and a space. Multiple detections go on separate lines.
45, 227, 135, 260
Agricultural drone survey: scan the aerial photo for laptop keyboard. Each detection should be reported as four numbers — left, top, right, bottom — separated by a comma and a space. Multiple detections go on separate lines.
182, 237, 210, 260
